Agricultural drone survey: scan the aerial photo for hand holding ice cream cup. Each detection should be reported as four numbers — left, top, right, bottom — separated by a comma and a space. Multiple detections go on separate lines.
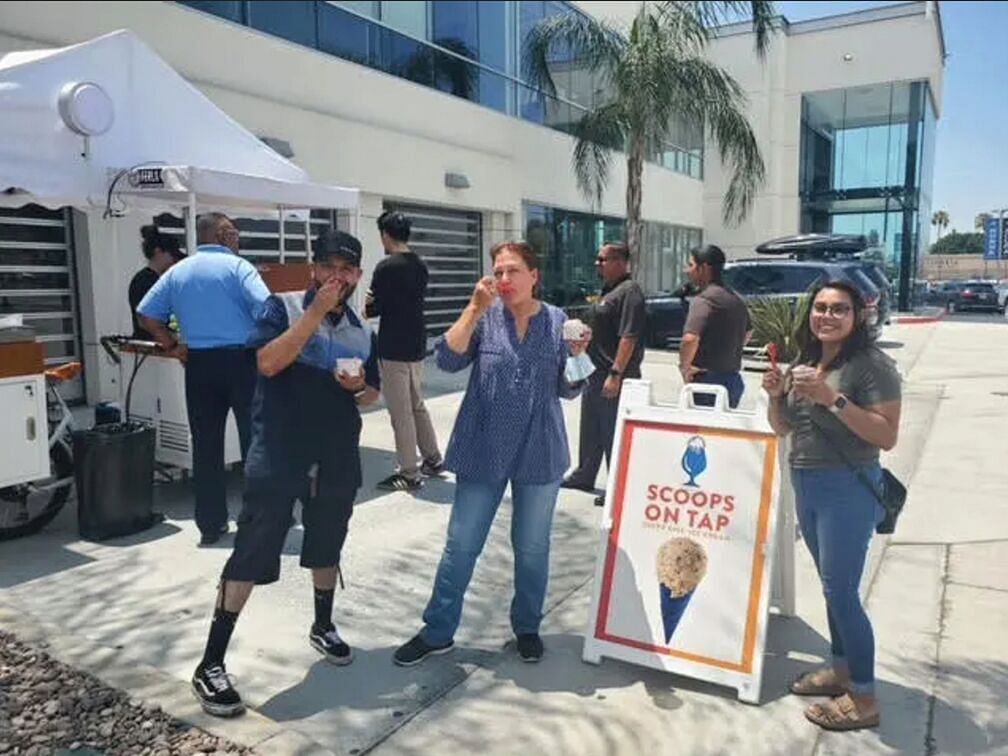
334, 357, 365, 391
656, 537, 708, 644
563, 318, 592, 357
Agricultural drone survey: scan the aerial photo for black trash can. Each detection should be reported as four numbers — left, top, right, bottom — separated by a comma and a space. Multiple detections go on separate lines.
73, 421, 160, 541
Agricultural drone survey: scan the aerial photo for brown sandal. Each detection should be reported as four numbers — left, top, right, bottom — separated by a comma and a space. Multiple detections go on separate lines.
790, 668, 848, 697
805, 694, 880, 731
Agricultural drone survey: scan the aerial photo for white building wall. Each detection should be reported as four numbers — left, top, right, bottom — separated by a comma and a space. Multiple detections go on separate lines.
0, 1, 703, 402
704, 3, 945, 259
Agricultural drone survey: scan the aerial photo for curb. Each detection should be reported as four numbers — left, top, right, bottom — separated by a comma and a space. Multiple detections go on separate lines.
893, 311, 946, 324
0, 599, 336, 756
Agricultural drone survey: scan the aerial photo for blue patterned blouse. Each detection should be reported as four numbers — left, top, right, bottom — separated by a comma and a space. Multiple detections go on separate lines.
436, 301, 585, 484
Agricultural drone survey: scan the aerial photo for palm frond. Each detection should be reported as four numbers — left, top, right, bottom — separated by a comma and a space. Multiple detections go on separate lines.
570, 102, 628, 208
655, 1, 777, 58
522, 13, 627, 99
665, 57, 764, 225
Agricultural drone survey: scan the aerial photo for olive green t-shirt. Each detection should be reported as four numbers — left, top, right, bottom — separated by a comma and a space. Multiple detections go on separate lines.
783, 347, 901, 468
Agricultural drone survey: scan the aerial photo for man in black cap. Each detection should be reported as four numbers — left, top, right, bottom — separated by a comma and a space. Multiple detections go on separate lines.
190, 229, 380, 718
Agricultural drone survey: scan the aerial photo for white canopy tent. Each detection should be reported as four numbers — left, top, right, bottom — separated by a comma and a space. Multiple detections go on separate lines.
0, 29, 359, 254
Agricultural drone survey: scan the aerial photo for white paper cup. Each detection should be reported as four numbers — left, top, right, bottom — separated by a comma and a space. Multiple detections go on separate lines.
336, 357, 362, 375
563, 319, 588, 341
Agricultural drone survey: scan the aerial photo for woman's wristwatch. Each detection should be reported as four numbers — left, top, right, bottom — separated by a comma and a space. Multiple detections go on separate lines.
828, 394, 849, 414
608, 367, 622, 378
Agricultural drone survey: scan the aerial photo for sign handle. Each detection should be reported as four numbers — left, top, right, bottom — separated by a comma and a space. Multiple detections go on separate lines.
679, 384, 729, 412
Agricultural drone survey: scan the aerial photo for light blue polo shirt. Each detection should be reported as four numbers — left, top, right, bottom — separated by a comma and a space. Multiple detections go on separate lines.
137, 244, 270, 348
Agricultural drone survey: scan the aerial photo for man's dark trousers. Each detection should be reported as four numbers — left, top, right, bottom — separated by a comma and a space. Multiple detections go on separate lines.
184, 347, 256, 537
568, 370, 620, 489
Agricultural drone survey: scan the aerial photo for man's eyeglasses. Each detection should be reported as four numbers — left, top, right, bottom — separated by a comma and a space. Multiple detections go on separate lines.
812, 302, 853, 317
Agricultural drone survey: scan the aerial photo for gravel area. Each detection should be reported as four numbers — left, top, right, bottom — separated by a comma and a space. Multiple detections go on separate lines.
0, 631, 255, 756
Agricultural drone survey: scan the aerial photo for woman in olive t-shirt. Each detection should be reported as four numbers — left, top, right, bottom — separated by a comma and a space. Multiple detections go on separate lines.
763, 280, 901, 732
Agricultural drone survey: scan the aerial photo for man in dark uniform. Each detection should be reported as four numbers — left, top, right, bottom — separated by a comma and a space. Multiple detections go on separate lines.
189, 229, 380, 718
679, 244, 751, 408
562, 242, 646, 507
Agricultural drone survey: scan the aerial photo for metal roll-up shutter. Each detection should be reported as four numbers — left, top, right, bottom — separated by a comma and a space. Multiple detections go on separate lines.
156, 209, 339, 262
383, 202, 482, 338
0, 205, 83, 401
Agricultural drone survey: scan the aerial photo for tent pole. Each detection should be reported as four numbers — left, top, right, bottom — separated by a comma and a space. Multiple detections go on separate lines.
278, 204, 286, 263
185, 192, 197, 254
304, 215, 312, 261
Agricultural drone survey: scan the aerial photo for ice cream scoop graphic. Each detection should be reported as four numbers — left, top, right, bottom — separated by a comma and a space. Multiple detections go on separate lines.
656, 537, 708, 644
681, 435, 707, 487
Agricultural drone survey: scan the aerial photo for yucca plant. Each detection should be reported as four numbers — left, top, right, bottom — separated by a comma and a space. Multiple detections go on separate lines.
747, 295, 809, 364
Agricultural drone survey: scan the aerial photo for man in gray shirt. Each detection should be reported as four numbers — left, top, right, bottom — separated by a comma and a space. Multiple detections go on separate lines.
679, 245, 751, 408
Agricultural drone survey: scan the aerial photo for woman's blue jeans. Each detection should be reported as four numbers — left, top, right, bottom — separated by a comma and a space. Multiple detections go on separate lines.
792, 464, 884, 696
421, 478, 561, 645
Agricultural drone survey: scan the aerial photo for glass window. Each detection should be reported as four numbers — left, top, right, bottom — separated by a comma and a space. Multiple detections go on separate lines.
247, 1, 317, 46
381, 0, 428, 39
335, 1, 379, 18
479, 69, 508, 112
433, 47, 478, 100
433, 1, 479, 59
723, 265, 824, 296
318, 3, 371, 64
178, 1, 245, 22
477, 0, 507, 71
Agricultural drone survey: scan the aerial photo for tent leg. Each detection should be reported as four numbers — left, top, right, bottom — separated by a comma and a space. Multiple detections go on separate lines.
278, 205, 286, 263
304, 216, 312, 260
184, 193, 197, 254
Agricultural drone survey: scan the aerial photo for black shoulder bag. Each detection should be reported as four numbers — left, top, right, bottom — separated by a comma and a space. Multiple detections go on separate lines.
807, 408, 907, 535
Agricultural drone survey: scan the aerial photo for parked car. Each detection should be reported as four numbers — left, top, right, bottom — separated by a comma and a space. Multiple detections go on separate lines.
950, 281, 1001, 313
927, 281, 963, 308
644, 234, 883, 349
644, 256, 882, 349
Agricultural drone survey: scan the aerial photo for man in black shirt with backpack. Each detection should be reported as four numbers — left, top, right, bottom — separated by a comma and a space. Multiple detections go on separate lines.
366, 211, 443, 492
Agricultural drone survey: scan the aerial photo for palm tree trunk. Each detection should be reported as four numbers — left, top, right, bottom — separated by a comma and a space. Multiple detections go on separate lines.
626, 133, 645, 257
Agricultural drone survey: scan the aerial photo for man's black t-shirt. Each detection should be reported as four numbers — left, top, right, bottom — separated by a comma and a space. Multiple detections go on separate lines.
366, 252, 429, 362
587, 275, 647, 378
128, 267, 159, 339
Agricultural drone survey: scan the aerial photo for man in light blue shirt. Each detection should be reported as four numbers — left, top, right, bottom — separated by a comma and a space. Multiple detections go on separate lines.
138, 212, 269, 545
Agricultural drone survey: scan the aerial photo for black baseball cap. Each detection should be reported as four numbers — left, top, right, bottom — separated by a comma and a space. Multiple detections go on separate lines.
313, 229, 362, 267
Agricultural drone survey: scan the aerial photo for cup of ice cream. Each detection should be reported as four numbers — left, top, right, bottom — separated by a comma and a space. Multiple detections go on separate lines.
336, 357, 363, 376
563, 318, 589, 342
656, 537, 708, 644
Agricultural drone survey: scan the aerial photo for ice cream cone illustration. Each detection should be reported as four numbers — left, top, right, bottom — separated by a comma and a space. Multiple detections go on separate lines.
656, 538, 708, 644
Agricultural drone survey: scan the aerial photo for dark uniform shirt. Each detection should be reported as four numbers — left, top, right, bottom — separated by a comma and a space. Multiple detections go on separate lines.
683, 283, 751, 373
586, 275, 647, 378
244, 288, 380, 488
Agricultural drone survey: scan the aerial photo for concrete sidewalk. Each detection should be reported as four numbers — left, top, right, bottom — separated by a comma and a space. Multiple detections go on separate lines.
1, 319, 1005, 755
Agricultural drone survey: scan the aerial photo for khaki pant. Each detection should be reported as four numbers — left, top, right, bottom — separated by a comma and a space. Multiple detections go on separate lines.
379, 359, 441, 479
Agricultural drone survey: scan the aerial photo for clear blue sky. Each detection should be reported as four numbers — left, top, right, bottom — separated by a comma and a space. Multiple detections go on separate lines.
776, 0, 1007, 234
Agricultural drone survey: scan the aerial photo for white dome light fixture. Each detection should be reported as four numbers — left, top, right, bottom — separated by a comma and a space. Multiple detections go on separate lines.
58, 81, 114, 136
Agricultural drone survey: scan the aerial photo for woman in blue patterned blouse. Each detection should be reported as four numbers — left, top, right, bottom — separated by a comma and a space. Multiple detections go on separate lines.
394, 241, 591, 666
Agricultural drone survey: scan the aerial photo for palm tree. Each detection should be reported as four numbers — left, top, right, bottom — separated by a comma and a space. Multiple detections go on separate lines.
931, 210, 950, 240
524, 2, 776, 256
975, 212, 992, 231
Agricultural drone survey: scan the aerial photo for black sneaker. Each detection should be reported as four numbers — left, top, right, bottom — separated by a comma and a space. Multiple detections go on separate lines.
516, 634, 544, 663
309, 624, 353, 666
191, 663, 244, 717
377, 473, 423, 492
393, 633, 454, 667
420, 459, 445, 477
198, 523, 229, 547
560, 477, 594, 493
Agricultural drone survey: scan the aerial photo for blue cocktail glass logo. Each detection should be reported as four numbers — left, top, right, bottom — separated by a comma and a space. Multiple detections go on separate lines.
681, 436, 707, 487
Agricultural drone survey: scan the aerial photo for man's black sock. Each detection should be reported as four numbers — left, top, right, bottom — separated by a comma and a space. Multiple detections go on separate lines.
201, 607, 239, 668
314, 586, 335, 631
